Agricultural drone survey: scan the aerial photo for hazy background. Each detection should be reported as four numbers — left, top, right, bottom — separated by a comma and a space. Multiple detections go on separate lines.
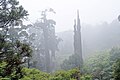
19, 0, 120, 32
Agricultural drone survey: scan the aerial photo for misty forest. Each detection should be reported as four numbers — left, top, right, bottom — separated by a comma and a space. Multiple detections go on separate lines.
0, 0, 120, 80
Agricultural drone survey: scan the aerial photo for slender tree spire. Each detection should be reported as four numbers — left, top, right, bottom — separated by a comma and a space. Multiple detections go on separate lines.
77, 10, 81, 32
73, 10, 83, 69
74, 19, 76, 32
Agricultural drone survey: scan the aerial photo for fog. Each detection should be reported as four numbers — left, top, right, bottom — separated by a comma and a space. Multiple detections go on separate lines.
1, 0, 120, 79
18, 0, 120, 72
19, 0, 120, 32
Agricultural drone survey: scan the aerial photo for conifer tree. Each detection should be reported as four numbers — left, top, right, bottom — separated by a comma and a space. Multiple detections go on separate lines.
0, 0, 32, 79
73, 10, 83, 70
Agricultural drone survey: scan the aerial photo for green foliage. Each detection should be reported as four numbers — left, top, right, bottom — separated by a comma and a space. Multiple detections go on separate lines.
0, 78, 11, 80
84, 51, 112, 80
81, 75, 92, 80
0, 0, 28, 30
109, 47, 120, 64
0, 34, 32, 79
0, 62, 7, 77
0, 0, 31, 45
50, 68, 80, 80
20, 68, 82, 80
0, 0, 32, 79
21, 68, 49, 80
61, 54, 81, 70
113, 59, 120, 80
84, 47, 120, 80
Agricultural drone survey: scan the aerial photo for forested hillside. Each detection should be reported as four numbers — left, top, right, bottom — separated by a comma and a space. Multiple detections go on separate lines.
57, 19, 120, 59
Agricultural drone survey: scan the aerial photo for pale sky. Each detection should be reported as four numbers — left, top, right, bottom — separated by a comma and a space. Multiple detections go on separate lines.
19, 0, 120, 32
